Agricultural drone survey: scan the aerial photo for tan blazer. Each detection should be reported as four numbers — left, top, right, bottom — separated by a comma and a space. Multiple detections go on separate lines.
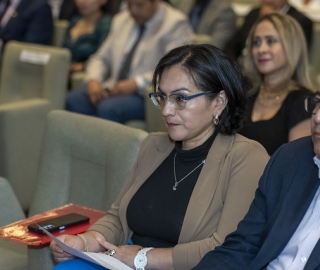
89, 132, 269, 270
84, 2, 193, 93
175, 0, 236, 49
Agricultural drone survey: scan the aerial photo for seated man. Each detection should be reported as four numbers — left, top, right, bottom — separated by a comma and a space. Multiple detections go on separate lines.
0, 0, 53, 45
174, 0, 236, 49
193, 93, 320, 269
66, 0, 193, 124
224, 0, 313, 60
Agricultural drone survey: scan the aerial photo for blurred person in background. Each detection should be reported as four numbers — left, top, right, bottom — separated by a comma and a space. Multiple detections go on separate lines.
49, 0, 78, 21
62, 0, 112, 74
0, 0, 53, 45
224, 0, 313, 61
239, 13, 315, 155
66, 0, 193, 124
174, 0, 236, 49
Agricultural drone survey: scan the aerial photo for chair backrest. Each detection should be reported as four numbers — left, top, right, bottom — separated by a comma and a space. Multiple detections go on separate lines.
144, 87, 167, 132
0, 176, 25, 226
0, 99, 51, 212
125, 87, 167, 132
51, 20, 70, 47
0, 41, 70, 109
29, 110, 148, 216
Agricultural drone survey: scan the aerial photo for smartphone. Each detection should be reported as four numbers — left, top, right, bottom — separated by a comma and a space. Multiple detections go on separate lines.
28, 213, 90, 234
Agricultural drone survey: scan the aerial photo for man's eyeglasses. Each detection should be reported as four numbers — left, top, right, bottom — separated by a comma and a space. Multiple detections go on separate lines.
149, 91, 212, 110
305, 97, 320, 113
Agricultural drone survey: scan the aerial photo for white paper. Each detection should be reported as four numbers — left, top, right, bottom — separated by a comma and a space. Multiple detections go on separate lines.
40, 227, 133, 270
20, 50, 51, 65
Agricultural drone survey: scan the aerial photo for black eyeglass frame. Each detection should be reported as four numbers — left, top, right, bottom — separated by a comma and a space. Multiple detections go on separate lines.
149, 91, 212, 110
305, 96, 320, 114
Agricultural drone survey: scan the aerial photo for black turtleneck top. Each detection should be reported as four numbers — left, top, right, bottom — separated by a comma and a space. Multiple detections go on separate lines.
126, 130, 218, 248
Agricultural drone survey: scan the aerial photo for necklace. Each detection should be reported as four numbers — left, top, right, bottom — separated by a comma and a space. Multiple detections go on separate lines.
257, 84, 288, 108
173, 152, 205, 191
259, 84, 288, 100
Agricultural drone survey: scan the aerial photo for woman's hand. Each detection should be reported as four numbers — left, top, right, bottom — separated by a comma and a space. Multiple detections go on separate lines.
97, 238, 142, 268
50, 234, 84, 262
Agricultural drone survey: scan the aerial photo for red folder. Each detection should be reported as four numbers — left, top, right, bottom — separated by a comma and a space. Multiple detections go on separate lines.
0, 204, 106, 246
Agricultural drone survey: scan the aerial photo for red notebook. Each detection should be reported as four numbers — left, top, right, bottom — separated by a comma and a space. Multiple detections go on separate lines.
0, 204, 106, 246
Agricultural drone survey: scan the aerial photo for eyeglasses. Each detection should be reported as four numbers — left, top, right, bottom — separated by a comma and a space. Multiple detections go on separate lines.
305, 96, 320, 113
149, 91, 212, 110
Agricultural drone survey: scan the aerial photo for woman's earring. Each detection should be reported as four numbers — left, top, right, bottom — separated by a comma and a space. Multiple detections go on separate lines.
213, 114, 219, 126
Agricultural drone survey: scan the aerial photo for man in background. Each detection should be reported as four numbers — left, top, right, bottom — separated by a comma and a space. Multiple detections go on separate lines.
66, 0, 193, 124
0, 0, 53, 45
175, 0, 236, 49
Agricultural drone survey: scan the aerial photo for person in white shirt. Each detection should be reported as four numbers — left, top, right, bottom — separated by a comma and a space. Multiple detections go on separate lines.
65, 0, 193, 124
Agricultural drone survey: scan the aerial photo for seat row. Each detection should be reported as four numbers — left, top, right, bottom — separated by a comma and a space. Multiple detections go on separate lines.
0, 110, 148, 270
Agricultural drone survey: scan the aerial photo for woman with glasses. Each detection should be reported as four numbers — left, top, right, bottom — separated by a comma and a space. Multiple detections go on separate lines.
239, 13, 315, 156
50, 44, 269, 270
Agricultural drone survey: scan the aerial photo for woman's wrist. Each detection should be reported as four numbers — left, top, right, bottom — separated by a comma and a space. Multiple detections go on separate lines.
77, 234, 88, 252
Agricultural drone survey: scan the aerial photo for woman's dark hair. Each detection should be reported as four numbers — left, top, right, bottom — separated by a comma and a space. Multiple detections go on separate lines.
152, 44, 249, 135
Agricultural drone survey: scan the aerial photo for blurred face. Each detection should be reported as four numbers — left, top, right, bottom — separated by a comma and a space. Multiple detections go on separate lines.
261, 0, 288, 11
127, 0, 159, 25
252, 20, 287, 79
158, 65, 227, 150
311, 94, 320, 157
75, 0, 106, 16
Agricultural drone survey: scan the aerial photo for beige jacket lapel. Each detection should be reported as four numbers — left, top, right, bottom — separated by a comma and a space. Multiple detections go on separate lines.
118, 133, 174, 236
178, 133, 234, 243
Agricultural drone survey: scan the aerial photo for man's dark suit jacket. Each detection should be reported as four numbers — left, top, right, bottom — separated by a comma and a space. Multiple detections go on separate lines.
224, 6, 313, 60
193, 136, 320, 270
0, 0, 53, 45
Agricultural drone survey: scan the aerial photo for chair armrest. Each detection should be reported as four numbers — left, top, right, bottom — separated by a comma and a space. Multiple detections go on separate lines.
0, 99, 52, 212
70, 71, 85, 91
0, 176, 27, 269
0, 177, 25, 226
28, 245, 54, 270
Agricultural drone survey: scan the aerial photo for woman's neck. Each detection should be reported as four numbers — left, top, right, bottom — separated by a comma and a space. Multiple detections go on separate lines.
263, 74, 288, 94
81, 11, 102, 24
181, 127, 215, 150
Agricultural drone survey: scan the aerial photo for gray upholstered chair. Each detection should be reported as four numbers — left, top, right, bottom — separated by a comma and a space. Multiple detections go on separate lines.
0, 41, 70, 212
51, 20, 70, 47
0, 177, 27, 270
70, 71, 86, 90
0, 41, 70, 108
0, 110, 148, 270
